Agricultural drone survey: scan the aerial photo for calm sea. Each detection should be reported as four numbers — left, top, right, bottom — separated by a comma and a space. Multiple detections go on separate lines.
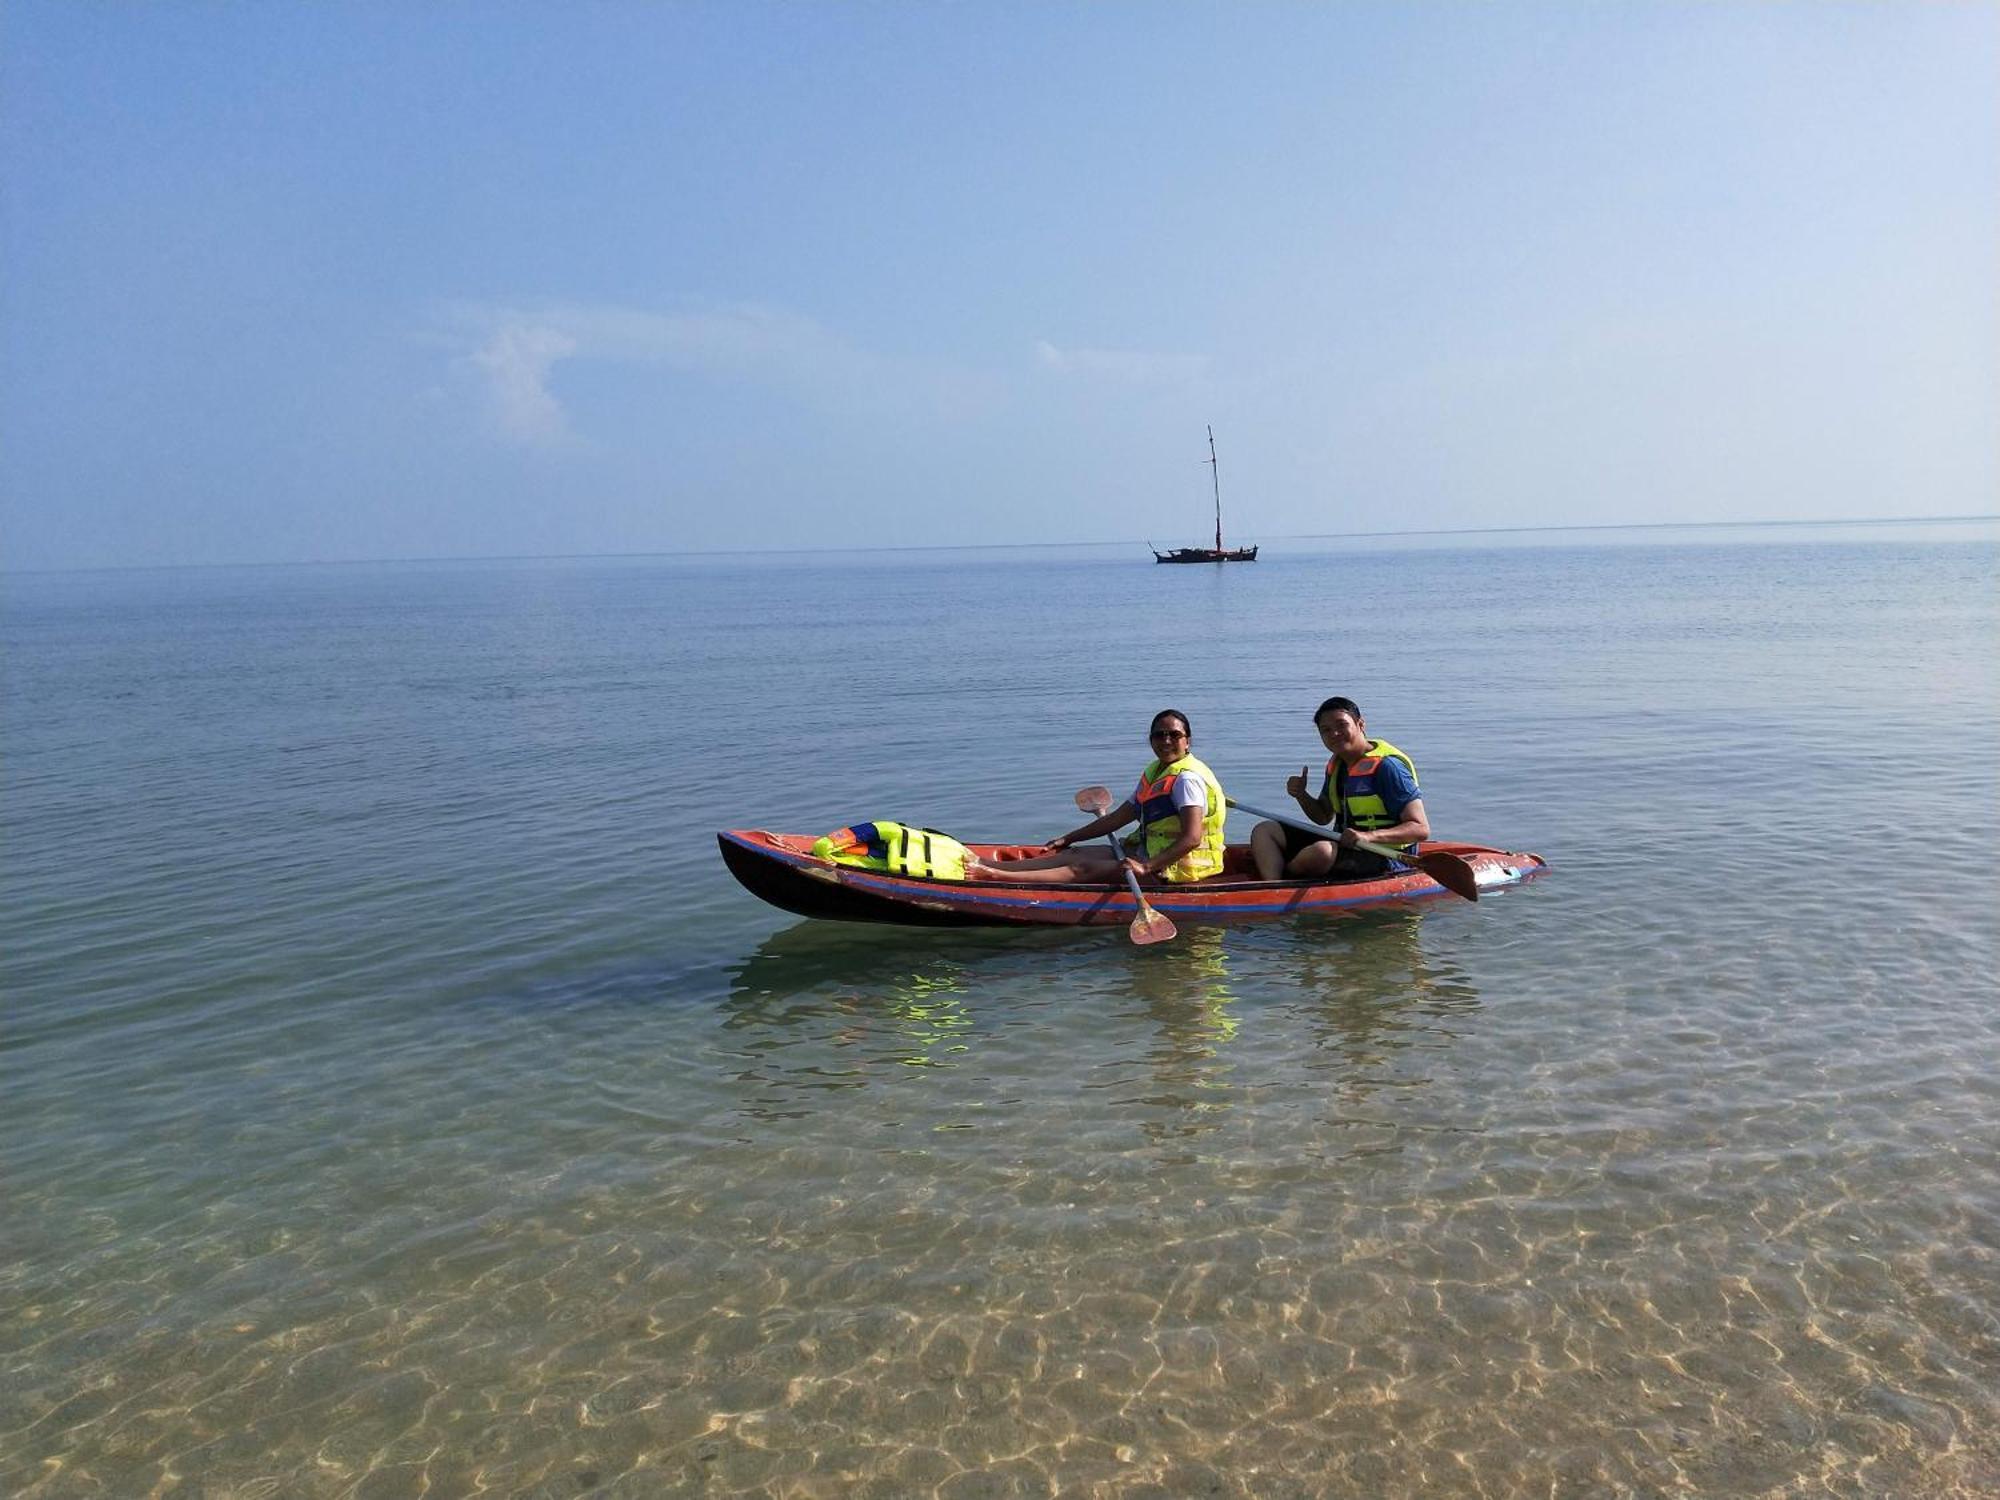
5, 523, 1998, 1499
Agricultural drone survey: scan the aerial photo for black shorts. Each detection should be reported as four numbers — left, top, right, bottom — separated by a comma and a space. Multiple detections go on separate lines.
1278, 825, 1398, 878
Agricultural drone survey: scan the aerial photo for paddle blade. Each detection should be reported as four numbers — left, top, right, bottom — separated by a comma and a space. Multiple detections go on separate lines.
1075, 785, 1114, 816
1128, 902, 1178, 944
1418, 851, 1480, 902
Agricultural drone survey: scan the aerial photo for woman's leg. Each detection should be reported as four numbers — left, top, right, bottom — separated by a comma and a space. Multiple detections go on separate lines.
970, 848, 1081, 873
966, 846, 1126, 884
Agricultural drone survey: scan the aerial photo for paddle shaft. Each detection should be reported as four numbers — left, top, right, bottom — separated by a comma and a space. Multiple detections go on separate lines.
1074, 786, 1176, 941
1225, 797, 1405, 861
1104, 832, 1159, 906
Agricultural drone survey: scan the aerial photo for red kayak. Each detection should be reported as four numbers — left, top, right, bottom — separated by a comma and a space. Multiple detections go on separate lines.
717, 829, 1548, 930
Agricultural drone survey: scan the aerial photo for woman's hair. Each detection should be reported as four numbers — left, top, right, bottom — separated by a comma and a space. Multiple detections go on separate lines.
1150, 708, 1192, 738
1314, 696, 1361, 724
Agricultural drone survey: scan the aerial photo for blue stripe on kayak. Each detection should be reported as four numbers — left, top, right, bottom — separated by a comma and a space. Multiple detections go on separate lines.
821, 865, 1481, 915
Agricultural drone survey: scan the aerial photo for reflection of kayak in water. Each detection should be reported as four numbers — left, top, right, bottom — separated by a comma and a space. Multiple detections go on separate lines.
718, 829, 1548, 930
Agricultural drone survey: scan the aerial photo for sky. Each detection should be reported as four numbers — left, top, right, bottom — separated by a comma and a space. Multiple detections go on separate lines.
2, 1, 1995, 569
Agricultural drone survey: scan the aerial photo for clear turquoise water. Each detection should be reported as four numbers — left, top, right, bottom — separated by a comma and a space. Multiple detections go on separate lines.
5, 524, 1998, 1497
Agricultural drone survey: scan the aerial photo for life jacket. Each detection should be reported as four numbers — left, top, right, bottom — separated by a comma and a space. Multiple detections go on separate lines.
1132, 753, 1227, 882
1327, 739, 1419, 850
811, 820, 971, 880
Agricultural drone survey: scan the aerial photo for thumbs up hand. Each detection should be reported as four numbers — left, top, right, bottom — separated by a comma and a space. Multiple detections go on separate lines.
1285, 765, 1309, 798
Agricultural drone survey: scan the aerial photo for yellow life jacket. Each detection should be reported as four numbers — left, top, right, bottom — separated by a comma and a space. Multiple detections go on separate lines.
1325, 739, 1419, 849
1132, 753, 1227, 882
811, 820, 970, 880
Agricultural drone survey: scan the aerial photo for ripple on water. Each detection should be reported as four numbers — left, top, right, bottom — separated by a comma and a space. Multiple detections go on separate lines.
6, 540, 1998, 1497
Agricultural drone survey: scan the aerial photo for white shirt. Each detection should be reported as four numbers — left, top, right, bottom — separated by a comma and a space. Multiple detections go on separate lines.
1134, 768, 1207, 816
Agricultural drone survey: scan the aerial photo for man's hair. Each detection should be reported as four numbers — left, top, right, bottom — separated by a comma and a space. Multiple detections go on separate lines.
1314, 696, 1362, 724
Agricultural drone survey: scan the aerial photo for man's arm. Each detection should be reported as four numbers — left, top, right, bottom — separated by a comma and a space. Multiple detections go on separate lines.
1306, 771, 1334, 825
1337, 759, 1429, 849
1340, 795, 1429, 850
1287, 765, 1333, 824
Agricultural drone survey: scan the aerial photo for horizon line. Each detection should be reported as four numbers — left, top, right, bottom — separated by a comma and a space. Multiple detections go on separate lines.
6, 512, 1996, 577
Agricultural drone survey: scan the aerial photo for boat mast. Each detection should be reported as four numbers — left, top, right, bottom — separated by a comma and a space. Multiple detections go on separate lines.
1207, 425, 1222, 552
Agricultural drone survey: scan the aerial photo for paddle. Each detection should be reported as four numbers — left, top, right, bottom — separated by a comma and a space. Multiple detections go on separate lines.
1225, 796, 1481, 903
1073, 786, 1178, 945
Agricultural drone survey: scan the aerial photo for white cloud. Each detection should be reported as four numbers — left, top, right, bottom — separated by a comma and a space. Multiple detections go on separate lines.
463, 322, 579, 444
1035, 340, 1208, 384
436, 300, 998, 446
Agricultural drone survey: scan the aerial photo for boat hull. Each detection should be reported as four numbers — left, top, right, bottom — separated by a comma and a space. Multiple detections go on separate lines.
1153, 546, 1258, 563
718, 830, 1546, 929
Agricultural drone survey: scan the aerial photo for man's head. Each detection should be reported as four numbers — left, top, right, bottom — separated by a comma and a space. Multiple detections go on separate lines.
1313, 697, 1371, 760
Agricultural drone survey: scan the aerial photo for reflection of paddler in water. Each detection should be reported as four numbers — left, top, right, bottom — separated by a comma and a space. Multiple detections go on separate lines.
964, 709, 1225, 885
1286, 907, 1481, 1100
1119, 927, 1242, 1142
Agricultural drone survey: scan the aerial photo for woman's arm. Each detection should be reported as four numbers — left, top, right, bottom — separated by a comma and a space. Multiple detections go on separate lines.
1132, 804, 1205, 877
1049, 800, 1137, 851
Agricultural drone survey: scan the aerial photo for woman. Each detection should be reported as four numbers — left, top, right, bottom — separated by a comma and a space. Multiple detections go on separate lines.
968, 709, 1227, 884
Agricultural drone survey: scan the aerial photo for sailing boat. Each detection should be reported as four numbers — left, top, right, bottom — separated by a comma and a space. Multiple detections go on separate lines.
1150, 426, 1258, 563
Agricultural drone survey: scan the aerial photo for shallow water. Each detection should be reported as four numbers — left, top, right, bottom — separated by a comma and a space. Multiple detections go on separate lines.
5, 524, 1998, 1497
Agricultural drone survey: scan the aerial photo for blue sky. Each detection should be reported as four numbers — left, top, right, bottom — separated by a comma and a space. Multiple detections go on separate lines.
3, 1, 1994, 569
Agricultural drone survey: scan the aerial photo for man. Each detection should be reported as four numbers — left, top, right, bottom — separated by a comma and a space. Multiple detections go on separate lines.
1250, 697, 1430, 882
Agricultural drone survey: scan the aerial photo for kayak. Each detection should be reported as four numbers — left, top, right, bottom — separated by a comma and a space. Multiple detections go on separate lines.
717, 829, 1548, 929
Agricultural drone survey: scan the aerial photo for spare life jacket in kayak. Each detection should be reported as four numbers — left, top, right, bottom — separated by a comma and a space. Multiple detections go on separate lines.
1131, 753, 1227, 882
1326, 739, 1419, 850
811, 820, 971, 880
